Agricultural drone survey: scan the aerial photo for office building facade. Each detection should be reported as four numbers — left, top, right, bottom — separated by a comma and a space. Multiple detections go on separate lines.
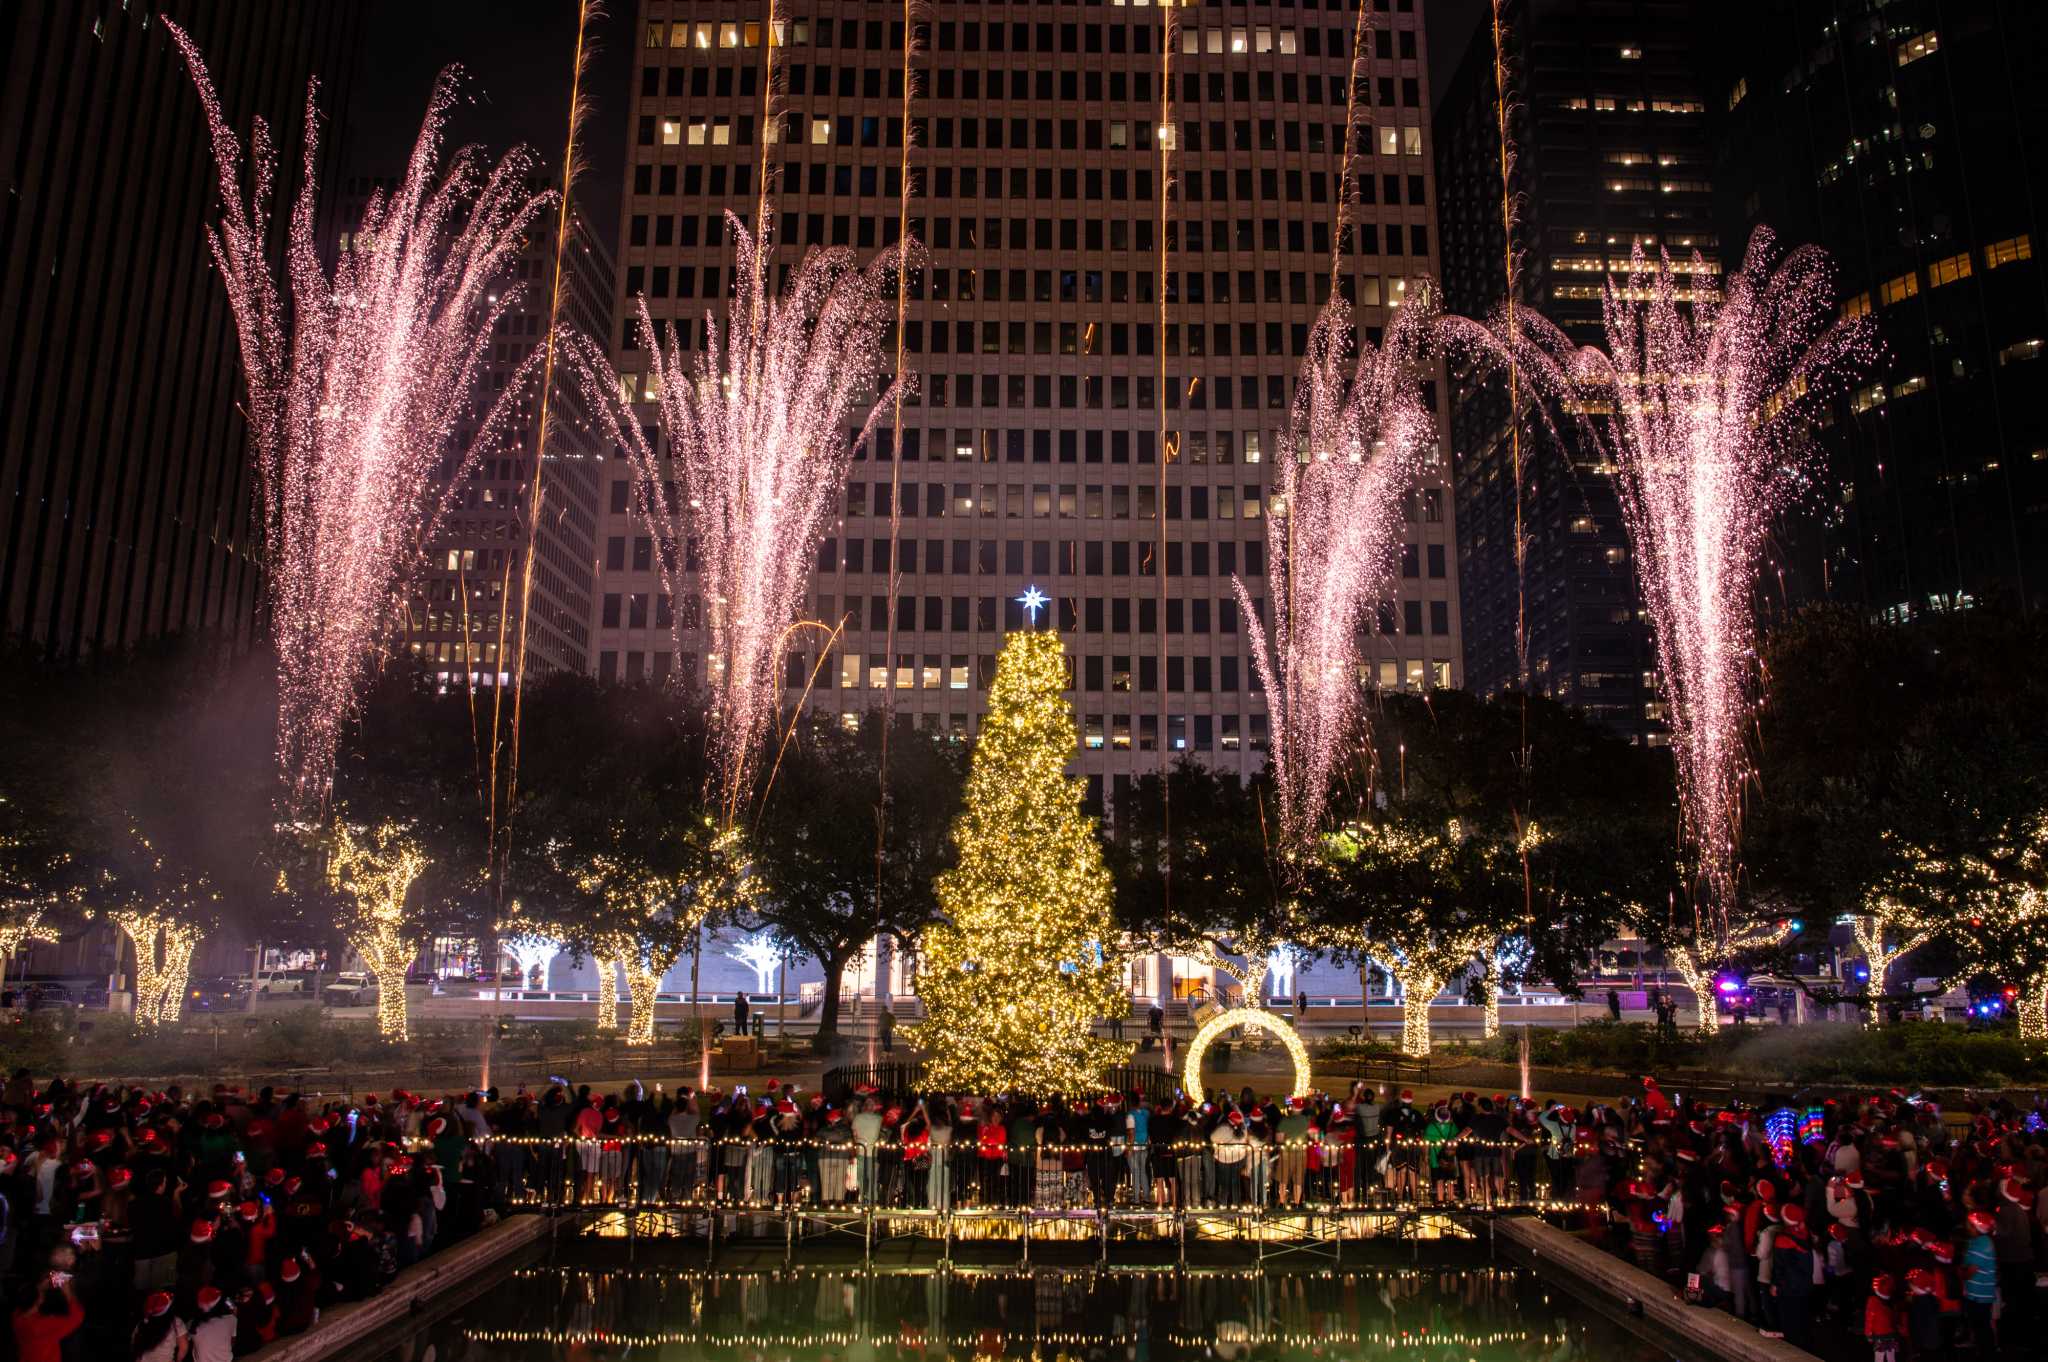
1436, 0, 1716, 742
1, 1, 363, 658
1711, 0, 2046, 619
599, 0, 1460, 803
401, 202, 616, 684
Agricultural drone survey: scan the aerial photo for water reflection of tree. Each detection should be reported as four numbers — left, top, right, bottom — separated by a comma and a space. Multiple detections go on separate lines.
426, 1265, 1622, 1362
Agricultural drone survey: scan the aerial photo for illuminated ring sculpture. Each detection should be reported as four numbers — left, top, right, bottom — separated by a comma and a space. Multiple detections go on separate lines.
1182, 1007, 1312, 1100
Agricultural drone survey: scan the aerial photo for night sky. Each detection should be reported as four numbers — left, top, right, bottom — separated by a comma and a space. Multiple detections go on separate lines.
338, 0, 634, 247
336, 0, 1489, 257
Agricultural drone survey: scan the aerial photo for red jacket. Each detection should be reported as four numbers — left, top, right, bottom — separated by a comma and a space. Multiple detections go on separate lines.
12, 1299, 84, 1362
1864, 1296, 1897, 1339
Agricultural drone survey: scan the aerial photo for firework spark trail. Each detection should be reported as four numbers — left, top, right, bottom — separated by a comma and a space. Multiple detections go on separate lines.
1234, 291, 1440, 854
169, 25, 553, 815
1502, 228, 1876, 926
570, 218, 902, 823
498, 0, 604, 864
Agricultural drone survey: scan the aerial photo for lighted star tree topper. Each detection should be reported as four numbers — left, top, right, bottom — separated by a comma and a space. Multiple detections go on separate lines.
908, 629, 1131, 1093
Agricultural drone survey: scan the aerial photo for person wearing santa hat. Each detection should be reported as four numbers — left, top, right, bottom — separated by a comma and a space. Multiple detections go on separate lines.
1774, 1202, 1819, 1348
1865, 1273, 1900, 1362
1903, 1267, 1943, 1358
187, 1284, 236, 1362
130, 1290, 184, 1362
276, 1253, 320, 1336
1992, 1175, 2038, 1339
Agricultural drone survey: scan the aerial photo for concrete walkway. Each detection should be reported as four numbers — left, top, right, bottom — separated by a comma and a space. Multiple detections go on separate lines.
1496, 1217, 1819, 1362
243, 1212, 555, 1362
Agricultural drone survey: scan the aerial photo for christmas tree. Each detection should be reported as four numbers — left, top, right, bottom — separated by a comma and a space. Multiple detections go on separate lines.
910, 627, 1131, 1093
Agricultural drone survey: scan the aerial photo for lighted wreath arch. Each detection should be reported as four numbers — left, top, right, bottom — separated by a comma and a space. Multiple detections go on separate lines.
1182, 1006, 1313, 1100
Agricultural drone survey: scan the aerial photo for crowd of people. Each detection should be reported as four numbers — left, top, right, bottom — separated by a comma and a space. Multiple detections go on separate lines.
1613, 1080, 2046, 1359
0, 1063, 2040, 1361
0, 1071, 499, 1361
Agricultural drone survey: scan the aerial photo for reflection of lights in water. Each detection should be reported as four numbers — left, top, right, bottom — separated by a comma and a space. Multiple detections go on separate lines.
459, 1254, 1651, 1360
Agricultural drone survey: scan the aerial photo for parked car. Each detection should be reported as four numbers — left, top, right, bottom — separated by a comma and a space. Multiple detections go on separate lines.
323, 972, 377, 1007
186, 977, 251, 1013
253, 972, 308, 997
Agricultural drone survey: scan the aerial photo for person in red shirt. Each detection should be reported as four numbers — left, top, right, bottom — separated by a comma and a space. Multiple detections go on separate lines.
1864, 1272, 1900, 1362
10, 1273, 83, 1362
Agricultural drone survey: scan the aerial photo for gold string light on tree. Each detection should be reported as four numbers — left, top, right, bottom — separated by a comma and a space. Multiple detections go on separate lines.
327, 821, 429, 1041
99, 829, 218, 1028
909, 626, 1131, 1094
1956, 815, 2048, 1044
1318, 821, 1503, 1058
1665, 917, 1792, 1036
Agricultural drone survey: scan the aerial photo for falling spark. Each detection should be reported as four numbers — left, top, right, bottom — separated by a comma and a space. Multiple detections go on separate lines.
1234, 292, 1441, 854
1510, 229, 1876, 927
572, 217, 901, 821
169, 25, 553, 814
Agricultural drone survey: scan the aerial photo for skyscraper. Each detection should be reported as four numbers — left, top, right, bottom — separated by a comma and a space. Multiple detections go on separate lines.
1710, 0, 2046, 619
0, 1, 364, 659
1435, 0, 1716, 742
390, 197, 617, 686
597, 0, 1459, 806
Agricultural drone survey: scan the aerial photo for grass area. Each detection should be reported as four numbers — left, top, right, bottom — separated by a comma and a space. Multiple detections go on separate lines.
0, 1008, 741, 1091
1456, 1019, 2048, 1088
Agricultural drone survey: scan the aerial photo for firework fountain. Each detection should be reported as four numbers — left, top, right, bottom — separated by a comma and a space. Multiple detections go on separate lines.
570, 224, 899, 823
1491, 229, 1876, 927
1233, 295, 1440, 854
168, 26, 553, 814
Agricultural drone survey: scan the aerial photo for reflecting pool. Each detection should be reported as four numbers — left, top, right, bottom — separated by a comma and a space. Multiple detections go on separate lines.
371, 1248, 1695, 1362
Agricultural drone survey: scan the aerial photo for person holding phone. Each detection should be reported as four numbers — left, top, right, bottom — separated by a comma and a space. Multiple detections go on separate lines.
11, 1268, 82, 1362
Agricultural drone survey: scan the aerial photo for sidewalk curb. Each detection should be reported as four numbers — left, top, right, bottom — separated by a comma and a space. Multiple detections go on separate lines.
241, 1212, 554, 1362
1496, 1217, 1820, 1362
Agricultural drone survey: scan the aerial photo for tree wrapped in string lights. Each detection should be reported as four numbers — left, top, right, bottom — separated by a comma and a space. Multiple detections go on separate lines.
0, 795, 72, 972
1314, 818, 1519, 1057
167, 25, 553, 813
570, 215, 901, 821
549, 817, 752, 1047
910, 630, 1130, 1093
95, 829, 220, 1028
1954, 814, 2048, 1044
498, 914, 562, 991
327, 821, 429, 1041
1232, 292, 1440, 857
725, 931, 783, 996
1659, 915, 1794, 1036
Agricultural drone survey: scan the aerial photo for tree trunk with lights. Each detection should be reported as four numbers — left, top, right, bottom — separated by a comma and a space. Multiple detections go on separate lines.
2020, 975, 2048, 1045
1851, 908, 1930, 1020
157, 930, 198, 1025
1670, 948, 1722, 1035
594, 958, 621, 1031
1394, 967, 1443, 1058
111, 914, 165, 1027
625, 964, 662, 1046
351, 933, 414, 1042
